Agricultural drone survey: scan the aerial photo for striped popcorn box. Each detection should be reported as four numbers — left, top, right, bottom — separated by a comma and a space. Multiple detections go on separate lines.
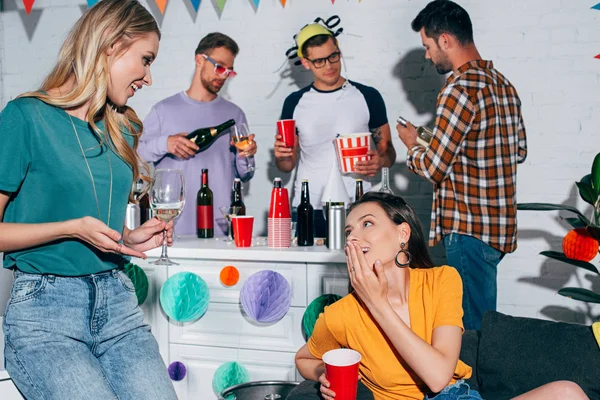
334, 133, 372, 174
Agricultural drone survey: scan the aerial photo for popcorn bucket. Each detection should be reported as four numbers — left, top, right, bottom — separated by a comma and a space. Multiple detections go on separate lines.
334, 133, 371, 174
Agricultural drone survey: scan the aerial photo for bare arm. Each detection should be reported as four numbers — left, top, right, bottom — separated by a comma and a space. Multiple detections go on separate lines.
354, 124, 396, 177
295, 343, 326, 381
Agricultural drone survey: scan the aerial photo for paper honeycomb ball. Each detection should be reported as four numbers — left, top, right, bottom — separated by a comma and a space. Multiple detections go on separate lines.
212, 361, 250, 398
240, 270, 291, 323
302, 294, 342, 339
168, 361, 187, 381
160, 272, 210, 322
123, 262, 149, 305
220, 266, 240, 287
562, 228, 599, 262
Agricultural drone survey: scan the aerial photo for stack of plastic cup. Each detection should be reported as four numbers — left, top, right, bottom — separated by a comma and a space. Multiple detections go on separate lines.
268, 179, 291, 248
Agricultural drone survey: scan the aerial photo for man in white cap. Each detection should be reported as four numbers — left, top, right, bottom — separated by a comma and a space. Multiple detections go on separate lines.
274, 24, 396, 237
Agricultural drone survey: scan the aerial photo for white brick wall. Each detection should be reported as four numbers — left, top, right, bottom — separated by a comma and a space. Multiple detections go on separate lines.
1, 0, 599, 323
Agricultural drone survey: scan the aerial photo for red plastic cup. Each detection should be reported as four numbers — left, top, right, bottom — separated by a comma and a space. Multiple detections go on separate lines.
232, 216, 254, 247
277, 119, 296, 148
322, 349, 362, 400
268, 187, 291, 219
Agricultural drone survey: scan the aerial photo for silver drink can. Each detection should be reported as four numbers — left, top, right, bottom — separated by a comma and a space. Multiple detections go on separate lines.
327, 202, 346, 250
125, 203, 140, 230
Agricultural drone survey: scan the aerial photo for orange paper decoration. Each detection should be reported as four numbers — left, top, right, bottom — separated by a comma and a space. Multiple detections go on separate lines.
220, 266, 240, 287
22, 0, 35, 14
155, 0, 168, 14
562, 228, 599, 262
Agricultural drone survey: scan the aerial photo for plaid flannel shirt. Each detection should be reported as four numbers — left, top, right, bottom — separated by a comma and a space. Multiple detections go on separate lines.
407, 60, 527, 253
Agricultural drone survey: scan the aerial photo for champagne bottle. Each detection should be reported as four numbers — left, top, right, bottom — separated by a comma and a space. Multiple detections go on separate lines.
197, 169, 214, 238
397, 116, 433, 147
378, 167, 394, 195
230, 178, 246, 216
186, 119, 236, 153
355, 179, 364, 202
297, 180, 314, 246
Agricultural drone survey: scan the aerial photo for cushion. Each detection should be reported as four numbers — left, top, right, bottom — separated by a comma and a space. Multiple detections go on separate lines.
459, 330, 480, 391
477, 311, 600, 400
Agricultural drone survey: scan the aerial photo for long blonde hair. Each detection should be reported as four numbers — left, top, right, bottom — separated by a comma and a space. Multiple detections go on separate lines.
21, 0, 160, 201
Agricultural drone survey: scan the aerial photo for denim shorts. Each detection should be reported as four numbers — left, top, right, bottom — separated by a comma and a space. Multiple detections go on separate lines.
424, 380, 483, 400
3, 268, 177, 400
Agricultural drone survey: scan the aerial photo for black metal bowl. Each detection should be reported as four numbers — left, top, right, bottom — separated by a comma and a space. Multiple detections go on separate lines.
219, 380, 300, 400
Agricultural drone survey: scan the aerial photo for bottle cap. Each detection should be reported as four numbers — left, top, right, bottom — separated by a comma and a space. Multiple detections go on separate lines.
356, 179, 363, 182
302, 179, 308, 183
202, 168, 208, 173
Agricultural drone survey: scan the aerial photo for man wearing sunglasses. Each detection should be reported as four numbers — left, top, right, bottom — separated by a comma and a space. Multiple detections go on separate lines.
274, 24, 396, 237
138, 32, 257, 237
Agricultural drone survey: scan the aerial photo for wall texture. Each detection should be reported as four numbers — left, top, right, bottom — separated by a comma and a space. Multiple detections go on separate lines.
1, 0, 600, 323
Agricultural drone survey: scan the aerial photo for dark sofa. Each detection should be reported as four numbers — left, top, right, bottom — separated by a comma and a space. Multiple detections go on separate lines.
459, 311, 600, 400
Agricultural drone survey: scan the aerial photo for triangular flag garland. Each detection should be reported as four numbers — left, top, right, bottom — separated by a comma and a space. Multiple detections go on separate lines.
22, 0, 35, 14
280, 0, 286, 7
592, 3, 600, 10
155, 0, 168, 14
252, 0, 260, 8
189, 0, 201, 12
595, 54, 600, 59
216, 0, 226, 12
86, 0, 99, 7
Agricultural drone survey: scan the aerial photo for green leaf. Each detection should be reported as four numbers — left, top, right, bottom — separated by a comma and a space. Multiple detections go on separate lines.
558, 288, 600, 304
517, 203, 591, 226
539, 251, 599, 274
576, 180, 597, 205
563, 217, 587, 229
586, 225, 600, 242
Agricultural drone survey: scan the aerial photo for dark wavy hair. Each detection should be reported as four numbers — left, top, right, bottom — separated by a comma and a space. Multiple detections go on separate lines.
347, 192, 434, 269
411, 0, 474, 46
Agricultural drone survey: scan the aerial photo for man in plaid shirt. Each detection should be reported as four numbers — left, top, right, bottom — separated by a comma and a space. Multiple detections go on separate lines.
398, 0, 528, 330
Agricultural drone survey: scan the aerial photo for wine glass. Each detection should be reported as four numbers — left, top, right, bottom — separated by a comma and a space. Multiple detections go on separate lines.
218, 205, 241, 244
232, 123, 256, 172
149, 169, 185, 265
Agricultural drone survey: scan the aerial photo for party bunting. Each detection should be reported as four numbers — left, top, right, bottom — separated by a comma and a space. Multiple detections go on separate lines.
592, 3, 600, 10
595, 54, 600, 59
216, 0, 226, 12
22, 0, 35, 14
189, 0, 201, 12
252, 0, 260, 8
280, 0, 286, 7
155, 0, 168, 14
86, 0, 99, 7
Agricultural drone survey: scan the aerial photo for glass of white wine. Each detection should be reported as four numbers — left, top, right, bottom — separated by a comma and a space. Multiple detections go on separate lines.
232, 123, 255, 172
149, 168, 185, 266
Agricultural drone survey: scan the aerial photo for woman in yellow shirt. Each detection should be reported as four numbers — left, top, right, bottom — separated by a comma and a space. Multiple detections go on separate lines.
291, 192, 588, 400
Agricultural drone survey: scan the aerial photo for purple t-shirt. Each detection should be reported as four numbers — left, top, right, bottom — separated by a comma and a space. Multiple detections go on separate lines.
138, 92, 254, 236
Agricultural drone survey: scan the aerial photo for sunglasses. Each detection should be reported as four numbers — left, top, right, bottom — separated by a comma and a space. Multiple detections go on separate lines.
307, 51, 341, 69
201, 54, 237, 79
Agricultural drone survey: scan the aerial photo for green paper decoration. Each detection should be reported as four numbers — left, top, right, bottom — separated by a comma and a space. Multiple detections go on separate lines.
160, 272, 210, 322
212, 362, 250, 397
123, 262, 149, 305
302, 294, 342, 339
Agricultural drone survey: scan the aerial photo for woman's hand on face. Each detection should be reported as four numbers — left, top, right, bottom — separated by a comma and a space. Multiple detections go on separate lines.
123, 217, 174, 254
72, 216, 147, 259
346, 241, 389, 311
318, 372, 335, 400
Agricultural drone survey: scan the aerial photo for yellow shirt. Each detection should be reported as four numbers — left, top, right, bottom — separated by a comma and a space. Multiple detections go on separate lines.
307, 265, 472, 400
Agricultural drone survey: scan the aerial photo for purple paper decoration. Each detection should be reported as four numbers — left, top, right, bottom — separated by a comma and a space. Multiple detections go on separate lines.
168, 361, 187, 381
240, 270, 291, 323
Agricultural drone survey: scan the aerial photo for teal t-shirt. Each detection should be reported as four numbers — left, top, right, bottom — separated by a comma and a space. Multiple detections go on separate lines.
0, 97, 134, 276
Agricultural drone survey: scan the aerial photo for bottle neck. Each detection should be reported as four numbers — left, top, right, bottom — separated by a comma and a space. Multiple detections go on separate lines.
233, 183, 242, 202
201, 173, 208, 186
273, 180, 282, 189
301, 183, 310, 203
381, 168, 390, 189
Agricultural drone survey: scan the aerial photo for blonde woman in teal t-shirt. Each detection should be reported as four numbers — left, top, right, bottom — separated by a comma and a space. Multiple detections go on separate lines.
0, 1, 178, 399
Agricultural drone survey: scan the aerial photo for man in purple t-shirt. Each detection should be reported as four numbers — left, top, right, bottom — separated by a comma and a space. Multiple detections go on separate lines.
139, 33, 257, 236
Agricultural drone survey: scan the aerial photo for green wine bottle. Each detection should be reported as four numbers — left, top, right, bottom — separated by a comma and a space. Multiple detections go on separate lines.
197, 169, 214, 238
186, 119, 236, 153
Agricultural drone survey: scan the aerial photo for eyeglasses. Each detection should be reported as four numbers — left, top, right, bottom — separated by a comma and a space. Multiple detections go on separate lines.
201, 54, 237, 79
306, 51, 341, 69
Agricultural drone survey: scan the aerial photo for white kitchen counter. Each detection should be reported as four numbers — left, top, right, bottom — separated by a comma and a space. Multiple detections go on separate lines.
145, 236, 347, 264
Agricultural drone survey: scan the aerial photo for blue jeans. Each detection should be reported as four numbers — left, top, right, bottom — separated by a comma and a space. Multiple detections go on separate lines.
3, 269, 177, 400
444, 233, 504, 331
425, 380, 483, 400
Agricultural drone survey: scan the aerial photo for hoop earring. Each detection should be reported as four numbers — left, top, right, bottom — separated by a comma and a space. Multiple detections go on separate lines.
395, 242, 412, 268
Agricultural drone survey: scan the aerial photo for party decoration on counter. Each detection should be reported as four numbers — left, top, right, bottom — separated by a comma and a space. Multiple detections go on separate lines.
168, 361, 187, 381
220, 265, 240, 287
160, 272, 210, 322
123, 262, 149, 305
302, 294, 342, 339
189, 0, 201, 12
154, 0, 168, 14
240, 270, 291, 323
213, 362, 250, 397
562, 228, 599, 262
321, 161, 351, 206
22, 0, 35, 14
